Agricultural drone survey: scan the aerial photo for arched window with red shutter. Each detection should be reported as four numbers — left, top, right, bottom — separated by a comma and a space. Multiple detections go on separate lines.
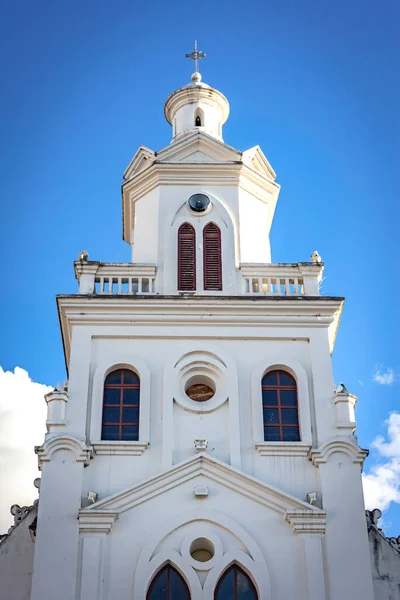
178, 223, 196, 291
203, 223, 222, 291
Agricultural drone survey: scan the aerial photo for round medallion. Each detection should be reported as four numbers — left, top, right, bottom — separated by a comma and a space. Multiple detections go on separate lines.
188, 193, 210, 212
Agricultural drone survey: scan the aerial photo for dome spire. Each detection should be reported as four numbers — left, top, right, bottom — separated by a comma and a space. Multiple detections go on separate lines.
185, 40, 206, 83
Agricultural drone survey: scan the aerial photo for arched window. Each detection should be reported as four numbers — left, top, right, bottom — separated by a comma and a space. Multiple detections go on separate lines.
203, 223, 222, 291
178, 223, 196, 291
262, 370, 299, 441
215, 564, 257, 599
147, 564, 190, 600
194, 107, 204, 127
101, 369, 140, 441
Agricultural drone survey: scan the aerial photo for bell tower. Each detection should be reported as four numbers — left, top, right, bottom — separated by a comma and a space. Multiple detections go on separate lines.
30, 47, 375, 600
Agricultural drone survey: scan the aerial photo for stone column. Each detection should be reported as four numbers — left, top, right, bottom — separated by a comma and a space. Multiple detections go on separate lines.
77, 514, 117, 600
286, 510, 327, 600
311, 440, 375, 600
30, 436, 92, 600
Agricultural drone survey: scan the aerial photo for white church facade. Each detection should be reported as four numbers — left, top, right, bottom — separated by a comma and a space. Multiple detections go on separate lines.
8, 49, 395, 599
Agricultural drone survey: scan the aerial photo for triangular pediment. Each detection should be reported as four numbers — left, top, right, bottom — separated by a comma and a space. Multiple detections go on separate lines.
123, 146, 156, 181
80, 453, 322, 517
242, 145, 276, 181
156, 131, 241, 164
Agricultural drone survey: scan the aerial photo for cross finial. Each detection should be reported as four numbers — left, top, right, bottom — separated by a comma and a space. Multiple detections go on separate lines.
185, 40, 206, 75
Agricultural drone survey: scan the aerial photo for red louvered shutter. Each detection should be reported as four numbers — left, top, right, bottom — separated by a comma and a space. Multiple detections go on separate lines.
203, 223, 222, 291
178, 223, 196, 291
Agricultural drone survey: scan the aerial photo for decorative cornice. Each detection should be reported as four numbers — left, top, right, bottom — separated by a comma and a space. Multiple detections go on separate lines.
310, 438, 368, 466
255, 442, 311, 457
79, 511, 118, 534
285, 510, 326, 534
57, 295, 344, 367
164, 84, 230, 125
122, 160, 280, 243
35, 436, 93, 468
92, 441, 148, 456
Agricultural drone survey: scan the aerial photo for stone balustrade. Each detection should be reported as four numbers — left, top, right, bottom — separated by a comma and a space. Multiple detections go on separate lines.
74, 262, 157, 295
74, 261, 323, 297
239, 263, 323, 296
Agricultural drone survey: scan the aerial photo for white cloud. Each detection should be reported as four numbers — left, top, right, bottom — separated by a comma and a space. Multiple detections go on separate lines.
373, 366, 397, 385
0, 366, 50, 533
363, 413, 400, 512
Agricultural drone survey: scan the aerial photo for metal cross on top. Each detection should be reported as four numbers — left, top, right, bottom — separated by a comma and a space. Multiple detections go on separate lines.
185, 41, 206, 73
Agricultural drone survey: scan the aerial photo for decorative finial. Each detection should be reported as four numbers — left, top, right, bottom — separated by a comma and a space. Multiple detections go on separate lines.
310, 250, 322, 263
185, 40, 206, 80
78, 250, 88, 262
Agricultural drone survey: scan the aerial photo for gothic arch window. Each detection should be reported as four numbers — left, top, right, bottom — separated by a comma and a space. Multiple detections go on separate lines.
215, 564, 257, 599
262, 370, 300, 441
147, 564, 190, 600
101, 369, 140, 441
178, 223, 196, 291
203, 223, 222, 291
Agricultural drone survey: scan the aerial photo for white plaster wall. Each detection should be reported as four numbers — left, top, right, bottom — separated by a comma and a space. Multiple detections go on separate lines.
0, 508, 36, 600
238, 188, 272, 263
99, 477, 296, 600
173, 101, 224, 141
67, 329, 333, 504
131, 188, 159, 264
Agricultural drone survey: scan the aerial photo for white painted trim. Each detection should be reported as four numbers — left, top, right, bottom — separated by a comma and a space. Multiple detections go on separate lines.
133, 508, 270, 600
35, 435, 92, 467
92, 441, 148, 456
136, 551, 203, 600
180, 528, 223, 571
80, 453, 322, 515
251, 356, 312, 448
310, 438, 368, 466
203, 550, 270, 599
161, 344, 241, 470
90, 353, 150, 447
255, 442, 311, 457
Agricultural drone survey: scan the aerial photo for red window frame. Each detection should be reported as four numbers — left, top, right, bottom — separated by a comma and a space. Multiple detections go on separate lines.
146, 564, 190, 600
214, 564, 257, 599
262, 370, 300, 442
203, 222, 222, 291
178, 223, 196, 291
101, 369, 140, 441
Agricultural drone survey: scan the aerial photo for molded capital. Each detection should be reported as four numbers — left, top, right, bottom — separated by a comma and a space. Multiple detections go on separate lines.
35, 435, 93, 469
310, 438, 368, 467
285, 510, 326, 535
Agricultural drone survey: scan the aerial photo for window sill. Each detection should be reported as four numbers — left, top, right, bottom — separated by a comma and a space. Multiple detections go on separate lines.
255, 442, 311, 457
92, 441, 148, 456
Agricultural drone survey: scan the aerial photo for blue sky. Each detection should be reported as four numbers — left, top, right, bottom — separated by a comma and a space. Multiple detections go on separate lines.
0, 0, 399, 532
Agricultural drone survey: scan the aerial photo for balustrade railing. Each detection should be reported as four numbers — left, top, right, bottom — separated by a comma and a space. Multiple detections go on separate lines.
74, 262, 157, 295
74, 261, 323, 297
240, 263, 323, 296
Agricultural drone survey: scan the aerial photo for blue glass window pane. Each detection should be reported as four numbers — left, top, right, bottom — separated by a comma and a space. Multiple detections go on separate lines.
103, 388, 120, 405
101, 426, 119, 440
102, 407, 120, 424
279, 372, 295, 386
122, 407, 139, 423
121, 425, 139, 441
237, 569, 257, 599
262, 372, 277, 385
148, 567, 168, 598
280, 390, 297, 406
216, 567, 235, 599
263, 408, 279, 424
282, 427, 300, 441
105, 370, 122, 384
281, 408, 298, 425
123, 371, 140, 384
262, 390, 278, 406
264, 427, 280, 441
170, 568, 189, 599
123, 388, 140, 405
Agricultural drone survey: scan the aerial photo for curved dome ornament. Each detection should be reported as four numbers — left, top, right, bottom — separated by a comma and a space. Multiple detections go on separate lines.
188, 193, 211, 213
